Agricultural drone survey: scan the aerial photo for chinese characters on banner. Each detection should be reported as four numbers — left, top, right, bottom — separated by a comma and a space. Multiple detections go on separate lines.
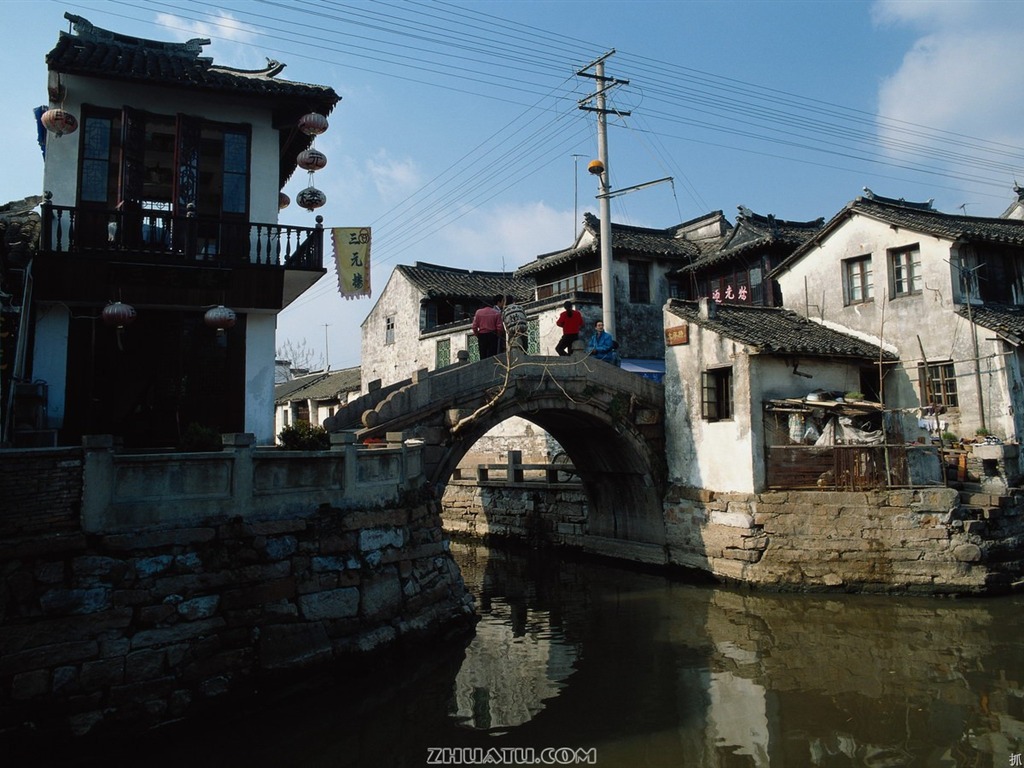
331, 227, 372, 300
711, 284, 748, 303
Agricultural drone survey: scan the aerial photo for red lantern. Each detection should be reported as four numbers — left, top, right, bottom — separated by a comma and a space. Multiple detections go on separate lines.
41, 108, 79, 137
279, 191, 290, 210
296, 186, 327, 211
101, 301, 136, 329
298, 112, 328, 136
204, 305, 237, 332
296, 148, 327, 171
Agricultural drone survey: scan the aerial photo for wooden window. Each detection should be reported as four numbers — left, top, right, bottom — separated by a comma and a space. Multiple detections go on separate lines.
629, 260, 650, 304
702, 367, 733, 421
844, 255, 873, 304
890, 245, 922, 297
385, 315, 395, 345
918, 361, 958, 408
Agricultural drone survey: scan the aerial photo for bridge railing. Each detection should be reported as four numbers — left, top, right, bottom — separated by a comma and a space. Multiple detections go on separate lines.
80, 432, 424, 533
451, 450, 581, 487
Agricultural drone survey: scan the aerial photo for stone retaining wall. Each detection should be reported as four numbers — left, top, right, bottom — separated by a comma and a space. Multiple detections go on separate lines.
0, 498, 475, 741
442, 482, 588, 546
664, 487, 1024, 594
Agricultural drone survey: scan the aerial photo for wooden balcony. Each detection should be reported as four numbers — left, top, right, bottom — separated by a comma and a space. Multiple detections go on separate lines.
36, 197, 327, 310
40, 198, 323, 269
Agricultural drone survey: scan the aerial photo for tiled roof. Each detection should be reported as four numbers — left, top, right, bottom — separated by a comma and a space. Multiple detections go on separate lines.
676, 207, 823, 274
274, 366, 361, 405
48, 14, 339, 107
666, 299, 897, 360
398, 262, 534, 302
516, 212, 700, 277
774, 194, 1024, 277
957, 304, 1024, 346
46, 14, 340, 189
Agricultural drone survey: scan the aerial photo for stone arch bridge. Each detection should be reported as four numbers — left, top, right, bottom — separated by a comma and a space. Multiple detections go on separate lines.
325, 351, 667, 558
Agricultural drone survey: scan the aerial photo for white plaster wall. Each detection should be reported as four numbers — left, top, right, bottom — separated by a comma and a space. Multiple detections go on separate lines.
664, 311, 756, 493
245, 313, 277, 444
360, 270, 425, 388
31, 304, 70, 428
43, 74, 281, 226
775, 214, 1013, 441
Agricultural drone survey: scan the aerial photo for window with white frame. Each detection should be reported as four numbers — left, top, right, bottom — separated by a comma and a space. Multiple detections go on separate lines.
701, 367, 733, 421
843, 254, 873, 304
889, 245, 922, 297
385, 315, 395, 345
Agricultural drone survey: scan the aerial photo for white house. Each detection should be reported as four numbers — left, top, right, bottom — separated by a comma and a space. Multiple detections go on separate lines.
663, 298, 899, 493
770, 190, 1024, 462
9, 13, 339, 448
274, 365, 361, 440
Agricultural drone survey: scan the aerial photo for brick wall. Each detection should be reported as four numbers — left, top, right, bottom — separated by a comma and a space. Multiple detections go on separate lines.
0, 448, 82, 537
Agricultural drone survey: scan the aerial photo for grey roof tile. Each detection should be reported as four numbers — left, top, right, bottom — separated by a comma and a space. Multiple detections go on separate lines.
666, 299, 896, 360
957, 304, 1024, 345
398, 262, 533, 303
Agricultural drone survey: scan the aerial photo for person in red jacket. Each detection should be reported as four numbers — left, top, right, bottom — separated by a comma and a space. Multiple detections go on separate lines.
555, 300, 585, 356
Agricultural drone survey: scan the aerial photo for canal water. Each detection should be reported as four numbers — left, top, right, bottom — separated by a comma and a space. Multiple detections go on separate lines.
53, 540, 1024, 767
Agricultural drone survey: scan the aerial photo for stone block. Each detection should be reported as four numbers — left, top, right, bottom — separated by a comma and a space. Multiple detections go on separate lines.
11, 669, 50, 699
40, 587, 112, 616
259, 623, 333, 670
126, 649, 166, 681
177, 595, 220, 621
361, 570, 403, 621
298, 587, 360, 620
359, 526, 406, 552
80, 657, 125, 688
220, 577, 296, 610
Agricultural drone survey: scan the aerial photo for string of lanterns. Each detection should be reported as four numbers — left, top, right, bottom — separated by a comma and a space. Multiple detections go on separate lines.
293, 112, 329, 212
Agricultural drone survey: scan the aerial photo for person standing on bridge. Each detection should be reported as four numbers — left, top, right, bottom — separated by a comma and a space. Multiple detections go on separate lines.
587, 320, 620, 366
472, 294, 504, 358
502, 294, 529, 354
554, 300, 585, 356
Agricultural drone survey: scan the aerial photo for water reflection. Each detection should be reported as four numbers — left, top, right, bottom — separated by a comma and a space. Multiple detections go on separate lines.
40, 541, 1024, 767
451, 541, 1024, 767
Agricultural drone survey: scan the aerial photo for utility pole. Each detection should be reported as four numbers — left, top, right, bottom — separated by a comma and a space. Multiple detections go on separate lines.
578, 51, 629, 338
323, 323, 331, 371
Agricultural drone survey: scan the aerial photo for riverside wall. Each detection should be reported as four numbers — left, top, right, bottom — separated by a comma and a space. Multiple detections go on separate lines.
443, 481, 1024, 595
664, 486, 1024, 594
0, 441, 475, 743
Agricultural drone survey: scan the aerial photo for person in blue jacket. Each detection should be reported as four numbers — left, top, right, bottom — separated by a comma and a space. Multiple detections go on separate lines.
586, 320, 620, 366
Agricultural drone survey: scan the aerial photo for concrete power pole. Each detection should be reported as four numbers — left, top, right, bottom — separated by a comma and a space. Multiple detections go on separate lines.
578, 51, 629, 339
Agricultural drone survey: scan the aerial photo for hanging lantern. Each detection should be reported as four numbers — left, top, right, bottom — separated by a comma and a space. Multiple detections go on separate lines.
101, 301, 136, 329
279, 191, 290, 210
298, 112, 328, 136
41, 108, 78, 137
204, 305, 237, 332
296, 147, 328, 172
296, 186, 327, 212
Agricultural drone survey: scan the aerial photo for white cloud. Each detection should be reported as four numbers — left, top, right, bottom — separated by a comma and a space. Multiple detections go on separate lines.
437, 201, 574, 272
872, 1, 1024, 165
365, 151, 423, 203
154, 11, 258, 44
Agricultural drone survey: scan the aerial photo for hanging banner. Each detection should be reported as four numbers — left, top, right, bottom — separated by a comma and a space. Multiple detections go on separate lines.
331, 227, 372, 300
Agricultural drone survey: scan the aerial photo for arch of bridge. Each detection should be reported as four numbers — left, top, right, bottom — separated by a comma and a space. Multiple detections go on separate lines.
352, 355, 667, 546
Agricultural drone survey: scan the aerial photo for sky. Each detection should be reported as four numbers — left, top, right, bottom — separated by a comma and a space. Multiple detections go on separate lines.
4, 0, 1024, 370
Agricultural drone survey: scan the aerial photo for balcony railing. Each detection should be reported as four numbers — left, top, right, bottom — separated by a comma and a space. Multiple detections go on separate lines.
40, 197, 323, 270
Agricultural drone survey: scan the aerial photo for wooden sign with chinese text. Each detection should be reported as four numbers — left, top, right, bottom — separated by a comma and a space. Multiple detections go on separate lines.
666, 324, 689, 346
